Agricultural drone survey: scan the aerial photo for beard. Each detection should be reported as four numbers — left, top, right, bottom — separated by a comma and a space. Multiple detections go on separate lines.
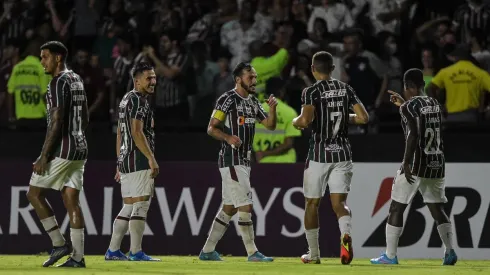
240, 81, 255, 94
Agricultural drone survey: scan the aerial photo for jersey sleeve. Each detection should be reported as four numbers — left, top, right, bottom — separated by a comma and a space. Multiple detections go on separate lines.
346, 84, 361, 108
211, 94, 234, 121
129, 96, 148, 121
301, 86, 318, 105
399, 102, 418, 124
255, 99, 268, 122
47, 77, 66, 108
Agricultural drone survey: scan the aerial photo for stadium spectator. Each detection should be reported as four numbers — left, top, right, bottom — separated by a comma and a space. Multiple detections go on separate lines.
428, 44, 490, 123
146, 30, 193, 127
453, 0, 490, 44
253, 77, 301, 163
7, 39, 51, 130
71, 48, 106, 121
220, 0, 272, 67
213, 49, 235, 98
307, 0, 355, 35
0, 39, 19, 119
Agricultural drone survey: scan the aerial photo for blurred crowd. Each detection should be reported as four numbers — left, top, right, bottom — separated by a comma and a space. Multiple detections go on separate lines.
1, 0, 490, 133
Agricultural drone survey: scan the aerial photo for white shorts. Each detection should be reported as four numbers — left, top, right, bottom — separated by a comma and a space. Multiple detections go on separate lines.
391, 170, 448, 204
303, 160, 353, 198
219, 165, 252, 207
29, 157, 86, 191
120, 169, 154, 198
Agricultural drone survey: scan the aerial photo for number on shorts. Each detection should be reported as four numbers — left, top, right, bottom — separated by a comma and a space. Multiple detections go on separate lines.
330, 111, 342, 138
424, 128, 442, 155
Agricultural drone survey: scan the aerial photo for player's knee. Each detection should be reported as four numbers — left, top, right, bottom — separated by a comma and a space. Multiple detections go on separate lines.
389, 200, 407, 215
427, 203, 449, 225
237, 204, 252, 213
305, 198, 321, 210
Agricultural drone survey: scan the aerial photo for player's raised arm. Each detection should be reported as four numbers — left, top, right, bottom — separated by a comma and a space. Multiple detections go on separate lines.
400, 103, 418, 184
259, 94, 277, 130
293, 87, 316, 130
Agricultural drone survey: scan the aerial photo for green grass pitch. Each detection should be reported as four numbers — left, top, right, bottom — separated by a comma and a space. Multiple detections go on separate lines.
0, 255, 488, 275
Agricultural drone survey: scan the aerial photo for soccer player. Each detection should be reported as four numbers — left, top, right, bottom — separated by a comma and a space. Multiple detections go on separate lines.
105, 62, 160, 261
370, 69, 457, 265
292, 51, 369, 265
26, 41, 88, 268
199, 62, 277, 262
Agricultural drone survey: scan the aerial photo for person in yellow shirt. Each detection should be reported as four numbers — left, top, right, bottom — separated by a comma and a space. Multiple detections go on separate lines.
427, 44, 490, 123
250, 23, 292, 101
253, 77, 301, 163
8, 40, 52, 129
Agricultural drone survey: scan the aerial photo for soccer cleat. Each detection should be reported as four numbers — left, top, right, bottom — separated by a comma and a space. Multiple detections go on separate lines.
247, 251, 274, 262
301, 252, 321, 264
370, 253, 399, 265
199, 250, 223, 261
128, 251, 161, 261
42, 244, 71, 267
105, 249, 129, 261
340, 233, 354, 265
442, 249, 458, 265
56, 257, 86, 268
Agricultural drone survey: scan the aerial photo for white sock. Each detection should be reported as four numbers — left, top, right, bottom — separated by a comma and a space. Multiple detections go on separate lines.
70, 228, 84, 262
437, 223, 454, 254
129, 201, 150, 254
40, 216, 65, 247
385, 224, 403, 259
305, 228, 320, 258
238, 212, 258, 256
202, 210, 232, 253
109, 204, 133, 252
338, 215, 352, 236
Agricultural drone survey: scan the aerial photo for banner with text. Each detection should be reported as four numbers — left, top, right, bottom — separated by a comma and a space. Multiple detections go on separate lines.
1, 161, 488, 259
350, 163, 490, 260
0, 161, 340, 256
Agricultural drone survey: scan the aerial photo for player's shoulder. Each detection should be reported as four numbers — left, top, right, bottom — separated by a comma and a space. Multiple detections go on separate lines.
302, 83, 318, 96
216, 89, 236, 104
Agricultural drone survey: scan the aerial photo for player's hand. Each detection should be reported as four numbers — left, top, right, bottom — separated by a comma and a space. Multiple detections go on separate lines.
114, 167, 120, 183
33, 156, 48, 176
266, 94, 278, 108
149, 158, 159, 179
225, 135, 242, 149
401, 163, 415, 184
387, 90, 405, 107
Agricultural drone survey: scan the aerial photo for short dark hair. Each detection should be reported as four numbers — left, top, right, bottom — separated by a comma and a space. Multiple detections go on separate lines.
403, 68, 425, 89
130, 62, 154, 79
312, 51, 334, 74
40, 41, 68, 62
232, 62, 253, 80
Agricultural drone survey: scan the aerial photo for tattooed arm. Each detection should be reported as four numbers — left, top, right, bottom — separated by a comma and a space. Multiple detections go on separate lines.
33, 108, 64, 175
